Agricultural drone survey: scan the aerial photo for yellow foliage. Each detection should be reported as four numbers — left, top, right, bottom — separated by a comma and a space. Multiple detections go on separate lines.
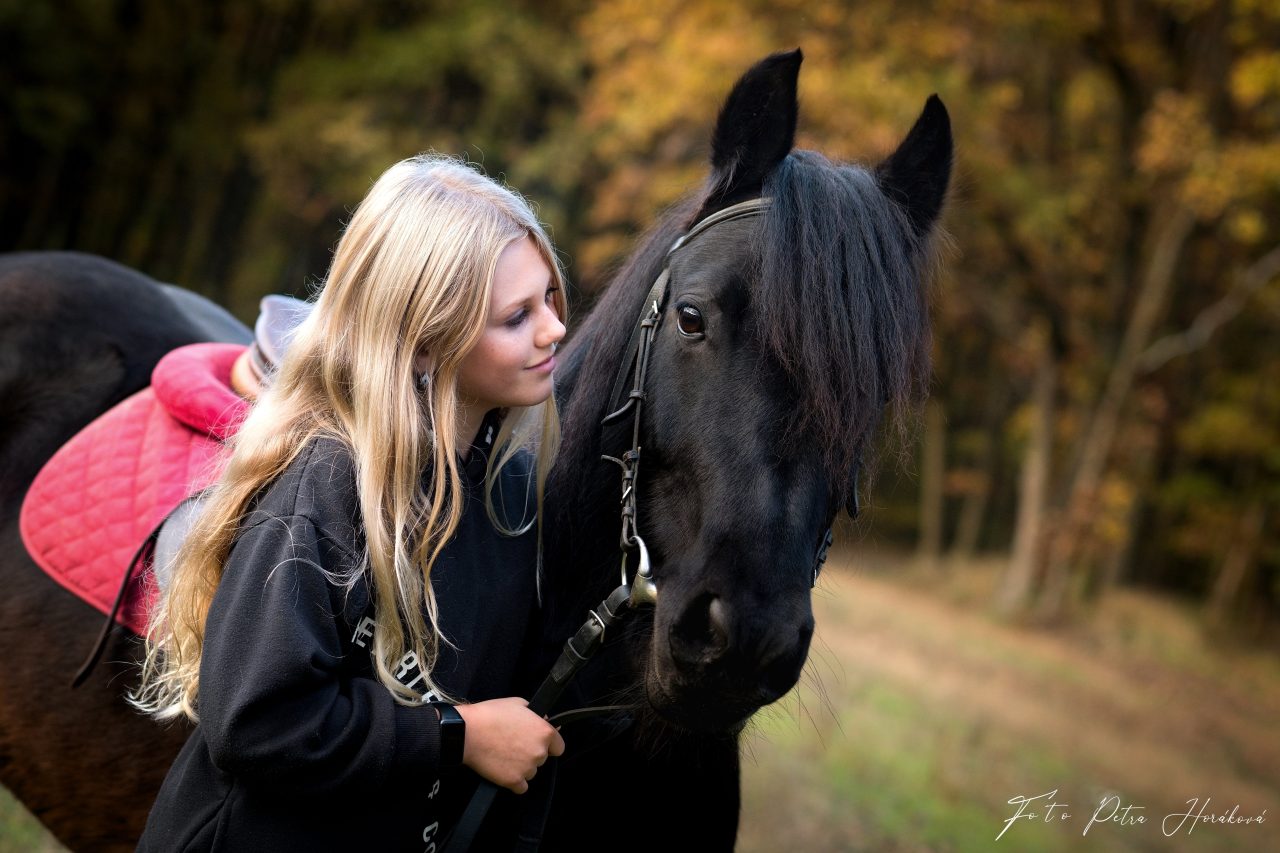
1230, 51, 1280, 109
1096, 474, 1136, 545
1178, 401, 1280, 458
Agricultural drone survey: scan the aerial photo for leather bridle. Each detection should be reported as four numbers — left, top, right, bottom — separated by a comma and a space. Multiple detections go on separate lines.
598, 197, 781, 609
444, 196, 854, 852
598, 195, 851, 598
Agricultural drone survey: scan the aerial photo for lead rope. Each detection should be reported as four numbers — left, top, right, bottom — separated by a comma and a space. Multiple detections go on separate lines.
441, 584, 639, 852
444, 303, 664, 851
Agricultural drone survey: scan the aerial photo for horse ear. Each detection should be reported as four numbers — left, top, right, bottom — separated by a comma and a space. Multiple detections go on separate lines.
876, 95, 953, 239
701, 48, 802, 212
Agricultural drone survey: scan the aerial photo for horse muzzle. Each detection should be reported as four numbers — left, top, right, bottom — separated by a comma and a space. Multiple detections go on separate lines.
646, 588, 815, 730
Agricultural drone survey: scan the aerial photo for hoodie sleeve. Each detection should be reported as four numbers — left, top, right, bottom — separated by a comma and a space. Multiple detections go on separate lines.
195, 512, 442, 798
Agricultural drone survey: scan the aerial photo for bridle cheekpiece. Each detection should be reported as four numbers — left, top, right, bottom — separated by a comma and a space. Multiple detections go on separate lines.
599, 197, 774, 607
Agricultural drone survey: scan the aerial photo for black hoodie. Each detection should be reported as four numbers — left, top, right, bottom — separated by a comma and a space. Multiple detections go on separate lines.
138, 413, 543, 851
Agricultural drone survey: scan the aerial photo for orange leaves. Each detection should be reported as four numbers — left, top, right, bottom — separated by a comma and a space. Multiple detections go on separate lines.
1135, 91, 1214, 179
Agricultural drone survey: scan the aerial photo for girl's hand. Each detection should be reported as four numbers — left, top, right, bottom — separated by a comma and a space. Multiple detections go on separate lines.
454, 697, 565, 794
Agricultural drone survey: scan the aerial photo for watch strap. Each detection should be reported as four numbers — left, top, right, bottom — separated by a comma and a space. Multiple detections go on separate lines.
431, 702, 466, 770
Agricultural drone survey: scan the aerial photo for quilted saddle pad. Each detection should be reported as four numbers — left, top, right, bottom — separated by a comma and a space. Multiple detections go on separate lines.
19, 343, 250, 636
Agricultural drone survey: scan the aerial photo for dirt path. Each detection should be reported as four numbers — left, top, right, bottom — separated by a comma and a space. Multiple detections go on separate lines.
738, 551, 1280, 852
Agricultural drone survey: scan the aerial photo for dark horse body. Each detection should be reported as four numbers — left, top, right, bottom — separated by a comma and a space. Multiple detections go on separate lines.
0, 253, 246, 848
0, 51, 950, 850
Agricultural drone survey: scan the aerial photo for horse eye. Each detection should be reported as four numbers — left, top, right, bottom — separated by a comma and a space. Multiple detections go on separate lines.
677, 305, 704, 337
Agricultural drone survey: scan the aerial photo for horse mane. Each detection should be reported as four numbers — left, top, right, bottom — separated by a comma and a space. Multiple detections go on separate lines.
553, 148, 935, 525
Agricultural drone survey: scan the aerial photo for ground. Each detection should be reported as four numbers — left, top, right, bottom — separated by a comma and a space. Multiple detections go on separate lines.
739, 547, 1280, 852
4, 547, 1278, 852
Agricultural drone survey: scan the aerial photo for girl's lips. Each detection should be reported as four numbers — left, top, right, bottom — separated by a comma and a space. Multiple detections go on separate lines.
527, 355, 556, 373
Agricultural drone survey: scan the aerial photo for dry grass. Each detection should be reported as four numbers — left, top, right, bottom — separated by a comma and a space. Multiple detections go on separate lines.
0, 788, 63, 853
739, 547, 1280, 852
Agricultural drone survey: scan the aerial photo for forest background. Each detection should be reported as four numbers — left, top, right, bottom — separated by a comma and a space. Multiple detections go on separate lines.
2, 0, 1278, 850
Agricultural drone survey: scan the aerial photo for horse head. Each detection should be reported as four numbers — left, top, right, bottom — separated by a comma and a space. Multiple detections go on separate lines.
553, 48, 952, 734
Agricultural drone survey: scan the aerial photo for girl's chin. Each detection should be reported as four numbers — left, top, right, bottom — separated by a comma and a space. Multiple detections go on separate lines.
501, 385, 555, 410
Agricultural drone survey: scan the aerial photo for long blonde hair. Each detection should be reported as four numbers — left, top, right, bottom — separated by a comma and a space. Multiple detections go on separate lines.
134, 155, 567, 721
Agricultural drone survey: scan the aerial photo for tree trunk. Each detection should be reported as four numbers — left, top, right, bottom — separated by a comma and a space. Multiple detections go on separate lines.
1038, 204, 1196, 617
1095, 429, 1158, 595
950, 464, 991, 562
950, 375, 1010, 560
1207, 501, 1267, 626
997, 322, 1056, 616
917, 399, 946, 571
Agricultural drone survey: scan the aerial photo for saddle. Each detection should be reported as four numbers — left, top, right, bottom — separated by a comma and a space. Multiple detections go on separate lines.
246, 294, 313, 387
18, 291, 316, 647
19, 343, 249, 636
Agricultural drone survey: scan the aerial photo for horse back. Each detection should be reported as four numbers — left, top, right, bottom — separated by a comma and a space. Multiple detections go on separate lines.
0, 251, 248, 513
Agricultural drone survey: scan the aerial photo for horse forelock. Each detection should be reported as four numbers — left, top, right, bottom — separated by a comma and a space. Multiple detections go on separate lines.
555, 150, 935, 532
757, 149, 935, 487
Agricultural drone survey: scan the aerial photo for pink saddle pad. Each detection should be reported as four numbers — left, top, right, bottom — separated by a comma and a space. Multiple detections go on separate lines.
19, 343, 249, 635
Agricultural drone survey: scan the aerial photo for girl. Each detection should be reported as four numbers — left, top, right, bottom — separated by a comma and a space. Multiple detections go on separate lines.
134, 155, 568, 851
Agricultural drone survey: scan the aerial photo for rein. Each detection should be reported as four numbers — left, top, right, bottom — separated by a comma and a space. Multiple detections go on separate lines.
446, 197, 842, 851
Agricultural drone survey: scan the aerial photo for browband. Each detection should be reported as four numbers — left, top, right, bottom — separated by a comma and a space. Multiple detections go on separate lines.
603, 197, 772, 423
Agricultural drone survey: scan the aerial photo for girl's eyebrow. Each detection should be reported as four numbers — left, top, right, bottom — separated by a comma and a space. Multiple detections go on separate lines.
494, 275, 553, 316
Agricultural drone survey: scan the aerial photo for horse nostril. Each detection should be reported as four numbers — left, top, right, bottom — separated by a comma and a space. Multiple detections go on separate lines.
759, 620, 814, 699
669, 593, 731, 666
707, 597, 730, 649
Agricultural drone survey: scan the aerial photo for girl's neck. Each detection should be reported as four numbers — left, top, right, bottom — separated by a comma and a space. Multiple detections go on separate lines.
457, 404, 485, 462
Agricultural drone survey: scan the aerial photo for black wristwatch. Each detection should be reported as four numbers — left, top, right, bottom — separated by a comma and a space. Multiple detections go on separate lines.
431, 703, 466, 769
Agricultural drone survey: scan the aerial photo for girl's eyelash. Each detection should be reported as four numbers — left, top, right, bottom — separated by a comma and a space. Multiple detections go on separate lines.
505, 286, 559, 327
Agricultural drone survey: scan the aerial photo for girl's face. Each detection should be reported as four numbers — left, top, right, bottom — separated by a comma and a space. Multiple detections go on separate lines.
454, 236, 565, 412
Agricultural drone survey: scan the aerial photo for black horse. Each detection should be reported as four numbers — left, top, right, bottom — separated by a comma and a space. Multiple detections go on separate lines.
0, 254, 246, 849
533, 50, 949, 849
0, 50, 950, 850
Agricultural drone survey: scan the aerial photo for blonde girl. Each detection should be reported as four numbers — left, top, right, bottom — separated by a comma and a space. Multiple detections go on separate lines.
135, 155, 567, 851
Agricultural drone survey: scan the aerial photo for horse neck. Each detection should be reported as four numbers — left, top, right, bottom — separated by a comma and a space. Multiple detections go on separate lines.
544, 335, 636, 618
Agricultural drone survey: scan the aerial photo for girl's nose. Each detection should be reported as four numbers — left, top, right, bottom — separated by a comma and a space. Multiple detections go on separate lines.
538, 305, 566, 349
